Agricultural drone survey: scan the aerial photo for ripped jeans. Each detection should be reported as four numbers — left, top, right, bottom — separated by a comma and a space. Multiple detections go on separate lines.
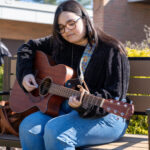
19, 100, 128, 150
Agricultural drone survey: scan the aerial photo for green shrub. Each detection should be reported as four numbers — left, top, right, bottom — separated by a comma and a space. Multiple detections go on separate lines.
126, 115, 148, 135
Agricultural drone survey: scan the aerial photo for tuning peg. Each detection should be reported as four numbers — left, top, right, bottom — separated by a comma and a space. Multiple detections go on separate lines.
114, 97, 119, 101
120, 112, 125, 116
107, 107, 111, 111
114, 110, 118, 113
122, 98, 127, 103
130, 100, 133, 104
117, 102, 120, 106
110, 100, 114, 103
124, 104, 128, 108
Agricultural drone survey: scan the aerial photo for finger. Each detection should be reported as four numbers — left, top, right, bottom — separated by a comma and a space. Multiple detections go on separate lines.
70, 95, 77, 100
69, 102, 80, 108
30, 76, 38, 88
68, 96, 76, 104
24, 84, 36, 92
68, 96, 81, 108
25, 80, 37, 88
23, 80, 36, 92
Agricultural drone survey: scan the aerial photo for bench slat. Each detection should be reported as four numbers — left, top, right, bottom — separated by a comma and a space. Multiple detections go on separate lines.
3, 56, 11, 100
128, 96, 150, 112
10, 59, 17, 74
128, 78, 150, 94
10, 75, 16, 89
0, 134, 21, 148
130, 60, 150, 76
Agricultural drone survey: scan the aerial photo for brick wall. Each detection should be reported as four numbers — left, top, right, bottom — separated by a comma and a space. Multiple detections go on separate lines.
93, 0, 150, 43
0, 19, 52, 41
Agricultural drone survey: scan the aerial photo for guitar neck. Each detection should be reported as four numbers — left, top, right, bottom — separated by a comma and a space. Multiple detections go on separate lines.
47, 83, 133, 120
49, 83, 102, 105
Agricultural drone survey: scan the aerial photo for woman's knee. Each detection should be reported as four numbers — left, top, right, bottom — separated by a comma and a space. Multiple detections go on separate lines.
43, 115, 77, 149
19, 111, 51, 137
43, 114, 74, 140
43, 116, 69, 146
44, 119, 60, 140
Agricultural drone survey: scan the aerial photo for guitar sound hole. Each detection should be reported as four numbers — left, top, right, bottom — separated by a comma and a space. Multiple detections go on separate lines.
39, 77, 51, 96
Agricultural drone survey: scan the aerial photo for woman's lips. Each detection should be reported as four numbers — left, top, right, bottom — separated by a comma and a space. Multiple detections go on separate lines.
66, 34, 74, 38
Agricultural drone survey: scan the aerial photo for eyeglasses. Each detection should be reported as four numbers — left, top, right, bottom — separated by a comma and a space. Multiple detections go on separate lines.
58, 18, 81, 34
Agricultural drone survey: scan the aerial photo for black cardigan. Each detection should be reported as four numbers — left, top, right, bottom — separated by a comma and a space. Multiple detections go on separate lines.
16, 35, 130, 118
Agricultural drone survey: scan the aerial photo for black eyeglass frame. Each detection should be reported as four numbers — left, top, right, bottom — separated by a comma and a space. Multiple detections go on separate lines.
57, 17, 81, 34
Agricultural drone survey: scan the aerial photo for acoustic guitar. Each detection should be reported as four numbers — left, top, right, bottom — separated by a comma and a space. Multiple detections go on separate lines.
10, 51, 134, 119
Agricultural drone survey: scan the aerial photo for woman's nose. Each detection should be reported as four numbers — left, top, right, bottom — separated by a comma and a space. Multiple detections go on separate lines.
64, 27, 71, 33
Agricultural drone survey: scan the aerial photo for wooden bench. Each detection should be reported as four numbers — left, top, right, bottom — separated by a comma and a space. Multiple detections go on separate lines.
0, 56, 150, 150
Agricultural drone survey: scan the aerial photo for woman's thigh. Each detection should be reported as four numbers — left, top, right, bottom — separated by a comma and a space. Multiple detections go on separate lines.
44, 110, 128, 147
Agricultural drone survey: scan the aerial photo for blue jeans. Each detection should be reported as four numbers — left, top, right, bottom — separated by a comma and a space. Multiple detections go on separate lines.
19, 100, 128, 150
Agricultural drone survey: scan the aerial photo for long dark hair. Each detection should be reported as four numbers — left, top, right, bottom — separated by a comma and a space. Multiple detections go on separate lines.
52, 0, 126, 55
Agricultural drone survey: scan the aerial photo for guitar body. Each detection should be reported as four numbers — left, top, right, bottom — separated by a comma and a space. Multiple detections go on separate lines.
10, 51, 76, 117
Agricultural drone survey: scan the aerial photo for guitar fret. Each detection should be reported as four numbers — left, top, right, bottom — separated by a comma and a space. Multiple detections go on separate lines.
82, 94, 89, 108
97, 97, 101, 106
88, 95, 92, 105
85, 94, 90, 105
90, 95, 95, 104
89, 95, 95, 105
58, 86, 63, 96
93, 96, 98, 106
83, 94, 102, 108
94, 96, 103, 107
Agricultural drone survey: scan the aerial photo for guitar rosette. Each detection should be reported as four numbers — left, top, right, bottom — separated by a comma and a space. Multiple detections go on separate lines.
39, 77, 52, 96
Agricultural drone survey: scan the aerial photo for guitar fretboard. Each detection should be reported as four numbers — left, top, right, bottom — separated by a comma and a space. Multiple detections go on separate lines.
49, 83, 103, 107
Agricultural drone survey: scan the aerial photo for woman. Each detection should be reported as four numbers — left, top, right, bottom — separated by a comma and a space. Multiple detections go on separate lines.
17, 0, 130, 149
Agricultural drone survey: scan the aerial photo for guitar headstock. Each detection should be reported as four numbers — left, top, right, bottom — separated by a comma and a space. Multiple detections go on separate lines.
102, 99, 134, 120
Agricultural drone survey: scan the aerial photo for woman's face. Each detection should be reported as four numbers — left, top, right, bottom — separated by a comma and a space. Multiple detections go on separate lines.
58, 11, 87, 46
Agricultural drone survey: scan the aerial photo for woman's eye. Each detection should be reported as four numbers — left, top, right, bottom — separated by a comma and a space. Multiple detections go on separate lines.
59, 26, 64, 30
68, 21, 75, 26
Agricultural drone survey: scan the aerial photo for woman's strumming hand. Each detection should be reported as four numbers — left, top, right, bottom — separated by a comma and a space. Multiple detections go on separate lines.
22, 74, 38, 92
